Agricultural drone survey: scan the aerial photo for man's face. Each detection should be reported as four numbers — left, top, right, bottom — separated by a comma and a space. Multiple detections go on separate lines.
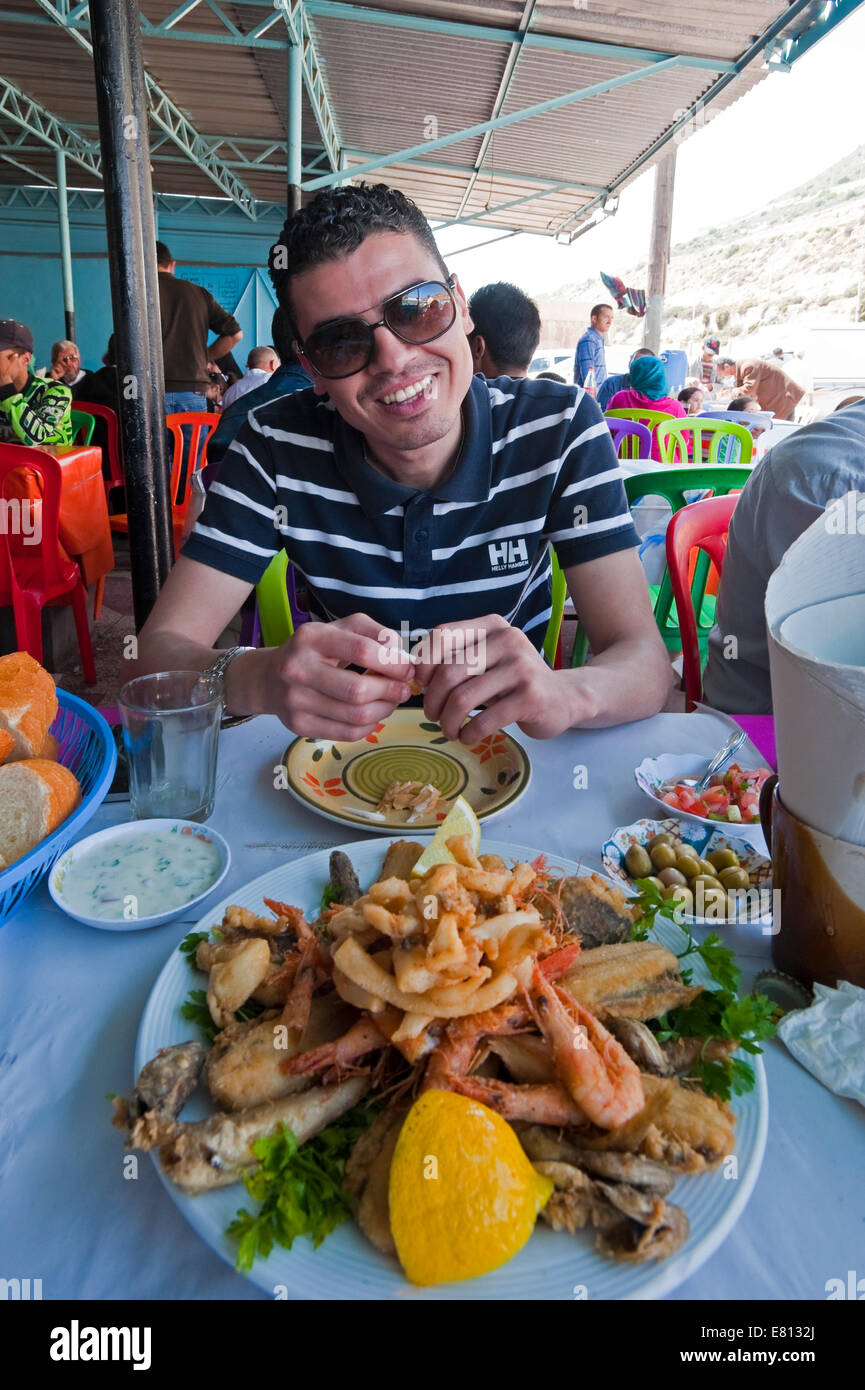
53, 346, 80, 383
593, 307, 613, 335
717, 365, 736, 384
291, 230, 474, 459
0, 348, 30, 388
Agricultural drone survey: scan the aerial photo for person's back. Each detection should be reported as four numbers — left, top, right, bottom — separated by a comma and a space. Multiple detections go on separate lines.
735, 358, 804, 421
158, 273, 223, 394
704, 400, 865, 714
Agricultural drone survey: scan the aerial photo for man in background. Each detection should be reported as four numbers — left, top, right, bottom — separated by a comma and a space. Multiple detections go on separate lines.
156, 241, 242, 415
206, 307, 309, 469
0, 318, 73, 446
715, 355, 804, 421
38, 340, 86, 387
573, 303, 613, 390
467, 282, 540, 379
222, 345, 281, 409
704, 400, 865, 714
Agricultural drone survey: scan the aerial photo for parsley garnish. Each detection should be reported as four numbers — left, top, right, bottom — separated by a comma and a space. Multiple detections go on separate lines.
320, 882, 340, 912
179, 929, 209, 962
227, 1105, 378, 1274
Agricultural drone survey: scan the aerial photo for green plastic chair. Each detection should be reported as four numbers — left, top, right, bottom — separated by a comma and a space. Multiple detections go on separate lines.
70, 409, 95, 446
605, 407, 675, 459
656, 417, 754, 467
256, 547, 569, 666
570, 466, 751, 668
255, 550, 294, 646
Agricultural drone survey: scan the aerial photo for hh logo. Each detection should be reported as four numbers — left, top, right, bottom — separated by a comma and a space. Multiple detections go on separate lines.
488, 538, 528, 571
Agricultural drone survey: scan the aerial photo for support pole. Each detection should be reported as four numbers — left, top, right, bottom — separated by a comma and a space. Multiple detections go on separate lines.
55, 150, 76, 342
89, 0, 173, 629
287, 41, 302, 213
644, 148, 677, 355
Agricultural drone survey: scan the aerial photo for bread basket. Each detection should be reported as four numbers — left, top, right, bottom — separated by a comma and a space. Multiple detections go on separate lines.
0, 691, 116, 927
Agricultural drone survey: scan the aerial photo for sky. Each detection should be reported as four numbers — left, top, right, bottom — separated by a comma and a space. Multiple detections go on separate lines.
436, 4, 865, 298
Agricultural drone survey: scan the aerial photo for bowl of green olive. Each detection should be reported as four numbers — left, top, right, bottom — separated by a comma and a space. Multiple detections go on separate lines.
603, 817, 773, 926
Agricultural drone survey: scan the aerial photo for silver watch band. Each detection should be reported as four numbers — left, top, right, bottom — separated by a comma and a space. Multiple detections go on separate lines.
203, 645, 255, 705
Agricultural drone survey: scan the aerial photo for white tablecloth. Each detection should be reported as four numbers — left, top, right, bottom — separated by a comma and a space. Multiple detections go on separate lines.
1, 709, 861, 1301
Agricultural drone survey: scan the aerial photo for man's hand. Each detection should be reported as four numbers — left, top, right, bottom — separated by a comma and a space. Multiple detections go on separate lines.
226, 613, 415, 740
414, 614, 587, 743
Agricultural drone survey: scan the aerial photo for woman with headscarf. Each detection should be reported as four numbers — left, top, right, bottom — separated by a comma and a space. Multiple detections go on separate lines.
606, 353, 686, 460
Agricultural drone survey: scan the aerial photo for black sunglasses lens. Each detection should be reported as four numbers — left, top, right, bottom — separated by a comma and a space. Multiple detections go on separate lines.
304, 320, 372, 378
386, 282, 455, 343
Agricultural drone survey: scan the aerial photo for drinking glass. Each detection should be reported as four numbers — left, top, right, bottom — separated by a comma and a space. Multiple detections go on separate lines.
118, 671, 223, 822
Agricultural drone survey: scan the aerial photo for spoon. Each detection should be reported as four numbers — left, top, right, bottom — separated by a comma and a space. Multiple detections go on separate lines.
680, 729, 747, 793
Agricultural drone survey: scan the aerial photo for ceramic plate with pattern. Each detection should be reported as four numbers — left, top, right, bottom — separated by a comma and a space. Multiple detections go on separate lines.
282, 708, 531, 833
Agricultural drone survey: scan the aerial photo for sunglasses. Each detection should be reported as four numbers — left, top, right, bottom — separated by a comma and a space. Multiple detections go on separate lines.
295, 277, 457, 380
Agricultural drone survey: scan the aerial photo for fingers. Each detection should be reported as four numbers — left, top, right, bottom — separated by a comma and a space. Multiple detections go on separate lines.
429, 667, 512, 742
285, 616, 414, 683
283, 690, 402, 742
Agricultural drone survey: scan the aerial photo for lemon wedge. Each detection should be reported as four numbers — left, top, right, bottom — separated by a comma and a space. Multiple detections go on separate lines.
388, 1090, 553, 1286
410, 794, 481, 877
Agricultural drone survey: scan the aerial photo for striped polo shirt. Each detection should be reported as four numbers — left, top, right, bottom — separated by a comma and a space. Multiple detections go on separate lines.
182, 373, 639, 649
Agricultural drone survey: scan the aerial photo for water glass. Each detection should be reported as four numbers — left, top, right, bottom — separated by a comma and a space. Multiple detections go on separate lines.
118, 671, 223, 822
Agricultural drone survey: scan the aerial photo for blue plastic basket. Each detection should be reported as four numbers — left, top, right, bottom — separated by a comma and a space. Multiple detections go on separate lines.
0, 690, 117, 928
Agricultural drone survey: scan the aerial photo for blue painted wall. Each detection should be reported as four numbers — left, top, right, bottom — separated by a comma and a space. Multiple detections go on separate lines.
0, 193, 286, 370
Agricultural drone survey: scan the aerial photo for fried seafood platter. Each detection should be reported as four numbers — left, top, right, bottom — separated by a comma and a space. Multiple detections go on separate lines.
120, 836, 769, 1299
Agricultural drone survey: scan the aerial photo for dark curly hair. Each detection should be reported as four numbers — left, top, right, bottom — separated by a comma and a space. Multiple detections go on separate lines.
268, 183, 447, 329
468, 282, 540, 371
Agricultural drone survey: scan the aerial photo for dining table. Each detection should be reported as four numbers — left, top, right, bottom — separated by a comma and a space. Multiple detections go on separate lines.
0, 705, 861, 1302
3, 443, 115, 588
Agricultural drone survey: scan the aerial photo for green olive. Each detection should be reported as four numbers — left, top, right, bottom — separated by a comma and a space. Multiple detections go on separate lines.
645, 875, 665, 892
625, 844, 653, 879
707, 847, 739, 871
646, 832, 674, 852
726, 889, 745, 918
669, 885, 694, 917
658, 866, 688, 888
676, 842, 700, 860
698, 858, 718, 877
675, 854, 701, 879
692, 874, 721, 896
699, 885, 728, 919
718, 865, 750, 891
650, 843, 677, 871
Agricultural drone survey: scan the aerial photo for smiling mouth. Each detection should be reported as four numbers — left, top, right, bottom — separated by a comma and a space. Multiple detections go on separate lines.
379, 374, 435, 405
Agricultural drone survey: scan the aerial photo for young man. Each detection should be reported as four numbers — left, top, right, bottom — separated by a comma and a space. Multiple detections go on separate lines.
156, 241, 242, 416
0, 319, 74, 446
573, 304, 613, 390
468, 282, 540, 379
135, 184, 672, 744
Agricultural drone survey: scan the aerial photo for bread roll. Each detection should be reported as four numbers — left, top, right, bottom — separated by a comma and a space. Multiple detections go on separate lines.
0, 652, 58, 761
38, 731, 59, 761
0, 758, 81, 871
0, 730, 14, 766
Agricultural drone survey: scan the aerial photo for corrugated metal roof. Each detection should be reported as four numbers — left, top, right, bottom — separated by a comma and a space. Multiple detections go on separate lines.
0, 0, 856, 235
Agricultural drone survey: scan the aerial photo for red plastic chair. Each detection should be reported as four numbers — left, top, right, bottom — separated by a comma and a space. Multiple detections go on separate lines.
0, 444, 97, 683
110, 411, 218, 556
75, 401, 124, 508
665, 492, 738, 710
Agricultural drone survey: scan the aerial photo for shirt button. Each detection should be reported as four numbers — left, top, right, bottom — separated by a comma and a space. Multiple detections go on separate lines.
414, 529, 429, 542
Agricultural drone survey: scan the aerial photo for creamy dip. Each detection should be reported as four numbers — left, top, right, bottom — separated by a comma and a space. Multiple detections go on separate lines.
60, 829, 223, 920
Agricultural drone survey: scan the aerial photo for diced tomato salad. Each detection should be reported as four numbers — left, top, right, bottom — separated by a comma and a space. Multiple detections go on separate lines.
659, 764, 771, 823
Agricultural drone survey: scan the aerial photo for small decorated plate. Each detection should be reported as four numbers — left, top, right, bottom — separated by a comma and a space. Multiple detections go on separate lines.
603, 817, 772, 929
635, 753, 770, 833
282, 708, 531, 833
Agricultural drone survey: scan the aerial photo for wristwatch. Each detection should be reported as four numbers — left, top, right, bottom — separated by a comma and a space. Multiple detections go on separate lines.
202, 645, 256, 713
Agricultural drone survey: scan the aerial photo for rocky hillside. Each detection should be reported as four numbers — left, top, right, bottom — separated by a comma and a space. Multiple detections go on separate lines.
547, 145, 865, 353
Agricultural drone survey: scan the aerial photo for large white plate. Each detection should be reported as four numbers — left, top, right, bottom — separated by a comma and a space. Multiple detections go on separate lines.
135, 838, 768, 1301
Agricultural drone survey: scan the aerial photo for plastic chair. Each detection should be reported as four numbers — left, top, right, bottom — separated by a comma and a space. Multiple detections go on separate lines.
70, 409, 95, 446
666, 493, 738, 708
254, 548, 569, 668
606, 417, 652, 461
75, 401, 124, 507
657, 418, 754, 467
569, 466, 750, 668
605, 407, 675, 452
110, 411, 218, 556
0, 444, 97, 683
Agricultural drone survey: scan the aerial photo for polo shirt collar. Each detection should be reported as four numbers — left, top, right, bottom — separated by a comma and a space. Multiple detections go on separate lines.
332, 373, 493, 517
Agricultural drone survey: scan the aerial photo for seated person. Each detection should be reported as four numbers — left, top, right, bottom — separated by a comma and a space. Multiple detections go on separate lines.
0, 319, 74, 446
607, 354, 686, 460
678, 384, 705, 416
703, 399, 865, 714
134, 182, 673, 743
206, 307, 310, 469
38, 339, 86, 387
467, 282, 540, 380
222, 346, 281, 409
597, 347, 653, 411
